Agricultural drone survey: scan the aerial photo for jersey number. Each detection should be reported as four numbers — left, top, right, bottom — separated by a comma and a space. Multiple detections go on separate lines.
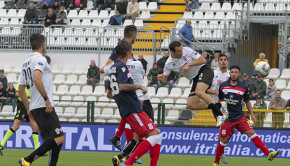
22, 68, 33, 89
109, 75, 119, 95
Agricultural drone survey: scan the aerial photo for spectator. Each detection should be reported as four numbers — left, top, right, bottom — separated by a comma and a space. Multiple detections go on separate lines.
147, 63, 161, 92
24, 2, 38, 24
0, 82, 6, 110
6, 83, 17, 112
265, 79, 277, 101
109, 10, 125, 25
178, 20, 194, 50
101, 0, 115, 10
42, 0, 53, 8
202, 52, 211, 66
240, 73, 252, 92
269, 90, 286, 128
185, 0, 199, 11
69, 0, 87, 9
44, 8, 56, 27
93, 0, 104, 12
126, 0, 139, 23
211, 53, 219, 70
0, 69, 7, 90
253, 95, 267, 128
55, 5, 67, 25
253, 53, 269, 76
286, 99, 290, 110
87, 60, 100, 92
117, 0, 127, 15
251, 75, 266, 99
161, 71, 178, 93
157, 50, 169, 72
138, 53, 148, 73
52, 0, 64, 9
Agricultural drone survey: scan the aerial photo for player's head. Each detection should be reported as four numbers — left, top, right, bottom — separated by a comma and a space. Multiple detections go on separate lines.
275, 90, 281, 98
90, 60, 96, 67
124, 25, 137, 44
30, 33, 45, 54
115, 40, 132, 60
45, 55, 51, 65
169, 41, 183, 59
259, 53, 265, 60
218, 53, 229, 69
229, 65, 241, 82
138, 53, 143, 59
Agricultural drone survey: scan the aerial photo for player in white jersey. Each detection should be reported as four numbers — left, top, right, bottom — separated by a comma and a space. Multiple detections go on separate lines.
157, 41, 228, 126
18, 33, 64, 166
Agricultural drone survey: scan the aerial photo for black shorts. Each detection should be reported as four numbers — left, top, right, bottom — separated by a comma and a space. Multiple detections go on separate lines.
143, 100, 154, 122
189, 65, 214, 97
14, 101, 30, 122
31, 107, 63, 140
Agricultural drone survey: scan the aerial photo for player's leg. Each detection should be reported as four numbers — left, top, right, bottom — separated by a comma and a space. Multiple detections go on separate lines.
0, 119, 21, 155
110, 119, 126, 150
28, 117, 39, 150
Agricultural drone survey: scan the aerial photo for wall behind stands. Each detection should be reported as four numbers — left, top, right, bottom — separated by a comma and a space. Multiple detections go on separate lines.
230, 23, 278, 75
1, 121, 289, 158
0, 51, 161, 70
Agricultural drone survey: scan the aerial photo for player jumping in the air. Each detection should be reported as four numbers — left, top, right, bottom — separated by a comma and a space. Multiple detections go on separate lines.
213, 65, 280, 166
18, 33, 64, 166
158, 41, 228, 126
108, 41, 161, 166
0, 83, 39, 155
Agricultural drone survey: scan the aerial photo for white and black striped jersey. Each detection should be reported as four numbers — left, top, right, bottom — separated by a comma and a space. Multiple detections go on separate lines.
19, 52, 54, 110
210, 69, 230, 103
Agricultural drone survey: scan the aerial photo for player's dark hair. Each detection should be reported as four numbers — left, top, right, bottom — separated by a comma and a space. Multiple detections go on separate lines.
30, 33, 45, 50
218, 53, 228, 61
124, 25, 137, 38
115, 40, 132, 59
45, 55, 51, 65
169, 41, 182, 52
230, 65, 240, 71
275, 90, 281, 93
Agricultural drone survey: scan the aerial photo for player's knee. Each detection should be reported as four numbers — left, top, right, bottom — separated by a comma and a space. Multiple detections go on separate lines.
32, 125, 39, 132
187, 102, 196, 110
55, 135, 65, 145
195, 90, 205, 98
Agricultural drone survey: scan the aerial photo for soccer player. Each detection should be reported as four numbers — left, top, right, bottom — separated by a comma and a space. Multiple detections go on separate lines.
108, 41, 161, 166
157, 41, 228, 126
18, 33, 64, 166
213, 65, 280, 166
0, 83, 39, 156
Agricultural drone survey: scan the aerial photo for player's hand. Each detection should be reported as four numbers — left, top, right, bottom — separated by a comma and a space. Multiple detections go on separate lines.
45, 100, 53, 113
250, 114, 256, 124
182, 64, 190, 73
140, 85, 148, 94
139, 100, 144, 106
215, 91, 219, 96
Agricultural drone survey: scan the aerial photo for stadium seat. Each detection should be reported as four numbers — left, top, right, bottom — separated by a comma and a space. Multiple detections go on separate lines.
58, 95, 72, 107
74, 107, 87, 119
281, 90, 290, 99
222, 3, 231, 10
67, 10, 78, 18
211, 3, 221, 11
108, 119, 118, 123
148, 87, 156, 97
94, 108, 101, 118
150, 98, 160, 109
139, 10, 150, 20
99, 10, 109, 19
139, 2, 147, 10
148, 2, 157, 11
56, 85, 69, 95
123, 19, 133, 26
155, 87, 169, 98
134, 20, 143, 27
7, 73, 17, 83
169, 87, 182, 98
215, 11, 225, 19
162, 98, 174, 109
112, 110, 120, 119
232, 3, 242, 10
286, 81, 290, 90
267, 68, 280, 79
78, 10, 88, 17
53, 95, 59, 106
100, 108, 114, 119
81, 19, 91, 26
77, 75, 87, 85
59, 118, 67, 122
193, 11, 203, 19
200, 2, 210, 10
95, 97, 110, 108
68, 118, 80, 122
91, 19, 102, 26
166, 110, 179, 120
65, 75, 78, 85
173, 99, 187, 110
108, 10, 116, 18
0, 1, 4, 8
0, 18, 9, 24
86, 96, 97, 102
177, 77, 190, 88
275, 79, 286, 90
254, 3, 264, 11
0, 9, 6, 17
54, 74, 66, 85
102, 19, 109, 26
183, 11, 192, 18
280, 69, 290, 79
71, 19, 81, 25
179, 110, 192, 120
88, 10, 99, 19
93, 86, 105, 96
225, 12, 235, 20
68, 85, 81, 96
264, 3, 275, 11
0, 105, 14, 117
276, 3, 286, 11
54, 107, 63, 115
7, 9, 17, 17
62, 107, 76, 118
204, 11, 214, 19
80, 85, 93, 96
182, 88, 191, 98
95, 119, 106, 123
9, 18, 19, 25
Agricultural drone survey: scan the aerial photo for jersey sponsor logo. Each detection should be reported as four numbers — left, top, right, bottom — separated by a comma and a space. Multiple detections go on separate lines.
198, 73, 203, 80
121, 67, 126, 73
38, 62, 43, 66
222, 130, 226, 135
55, 128, 63, 135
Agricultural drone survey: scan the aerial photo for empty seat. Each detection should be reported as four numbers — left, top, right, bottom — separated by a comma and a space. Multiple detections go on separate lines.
58, 96, 72, 107
173, 99, 187, 110
200, 2, 210, 10
182, 88, 191, 98
169, 88, 182, 98
62, 65, 75, 74
211, 3, 221, 10
92, 19, 102, 26
134, 20, 143, 27
17, 9, 26, 17
275, 79, 286, 90
7, 73, 17, 83
232, 3, 242, 10
166, 110, 179, 120
81, 19, 91, 26
179, 110, 192, 120
95, 97, 110, 108
193, 11, 203, 19
53, 95, 59, 105
65, 75, 78, 85
204, 11, 214, 19
226, 12, 235, 20
177, 77, 190, 88
88, 10, 98, 18
0, 18, 9, 24
80, 85, 93, 95
139, 10, 150, 20
62, 107, 76, 118
7, 9, 17, 17
67, 10, 78, 18
0, 105, 14, 117
98, 10, 109, 18
9, 18, 19, 25
215, 11, 225, 19
56, 85, 68, 95
93, 86, 105, 96
150, 98, 160, 109
112, 110, 120, 119
108, 119, 118, 123
77, 75, 87, 85
139, 2, 147, 10
148, 87, 156, 97
74, 107, 87, 119
286, 81, 290, 90
148, 2, 157, 11
155, 87, 169, 98
123, 19, 133, 26
86, 96, 97, 102
222, 3, 231, 10
267, 68, 280, 79
78, 10, 88, 17
280, 69, 290, 79
281, 90, 290, 100
162, 98, 174, 109
68, 85, 81, 95
95, 119, 106, 123
54, 74, 65, 84
54, 107, 63, 115
99, 108, 114, 119
71, 19, 81, 25
183, 11, 193, 18
254, 3, 264, 11
264, 3, 275, 11
0, 9, 6, 17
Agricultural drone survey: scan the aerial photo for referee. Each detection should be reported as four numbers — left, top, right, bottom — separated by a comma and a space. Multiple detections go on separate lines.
18, 33, 64, 166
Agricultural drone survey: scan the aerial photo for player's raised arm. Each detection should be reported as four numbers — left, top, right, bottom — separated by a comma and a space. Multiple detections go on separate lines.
119, 84, 147, 93
34, 70, 52, 113
100, 58, 114, 73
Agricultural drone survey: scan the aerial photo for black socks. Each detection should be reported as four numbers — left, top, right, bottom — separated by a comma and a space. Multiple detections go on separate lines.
48, 144, 63, 166
118, 139, 137, 159
208, 103, 223, 120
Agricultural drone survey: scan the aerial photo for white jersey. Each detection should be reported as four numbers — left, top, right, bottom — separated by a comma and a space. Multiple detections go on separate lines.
104, 59, 150, 100
163, 47, 203, 80
210, 69, 230, 103
19, 52, 54, 110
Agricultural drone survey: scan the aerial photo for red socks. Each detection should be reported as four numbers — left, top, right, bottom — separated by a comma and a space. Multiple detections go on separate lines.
150, 144, 161, 166
124, 128, 133, 143
115, 119, 126, 138
214, 143, 225, 164
252, 135, 270, 156
125, 140, 152, 165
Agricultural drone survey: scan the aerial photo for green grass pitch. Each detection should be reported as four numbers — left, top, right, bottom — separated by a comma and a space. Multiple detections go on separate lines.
1, 149, 289, 166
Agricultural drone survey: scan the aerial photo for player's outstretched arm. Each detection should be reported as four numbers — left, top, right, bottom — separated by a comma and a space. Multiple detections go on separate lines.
245, 101, 256, 124
118, 84, 147, 93
19, 85, 30, 114
34, 70, 53, 113
188, 55, 207, 67
100, 59, 114, 74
